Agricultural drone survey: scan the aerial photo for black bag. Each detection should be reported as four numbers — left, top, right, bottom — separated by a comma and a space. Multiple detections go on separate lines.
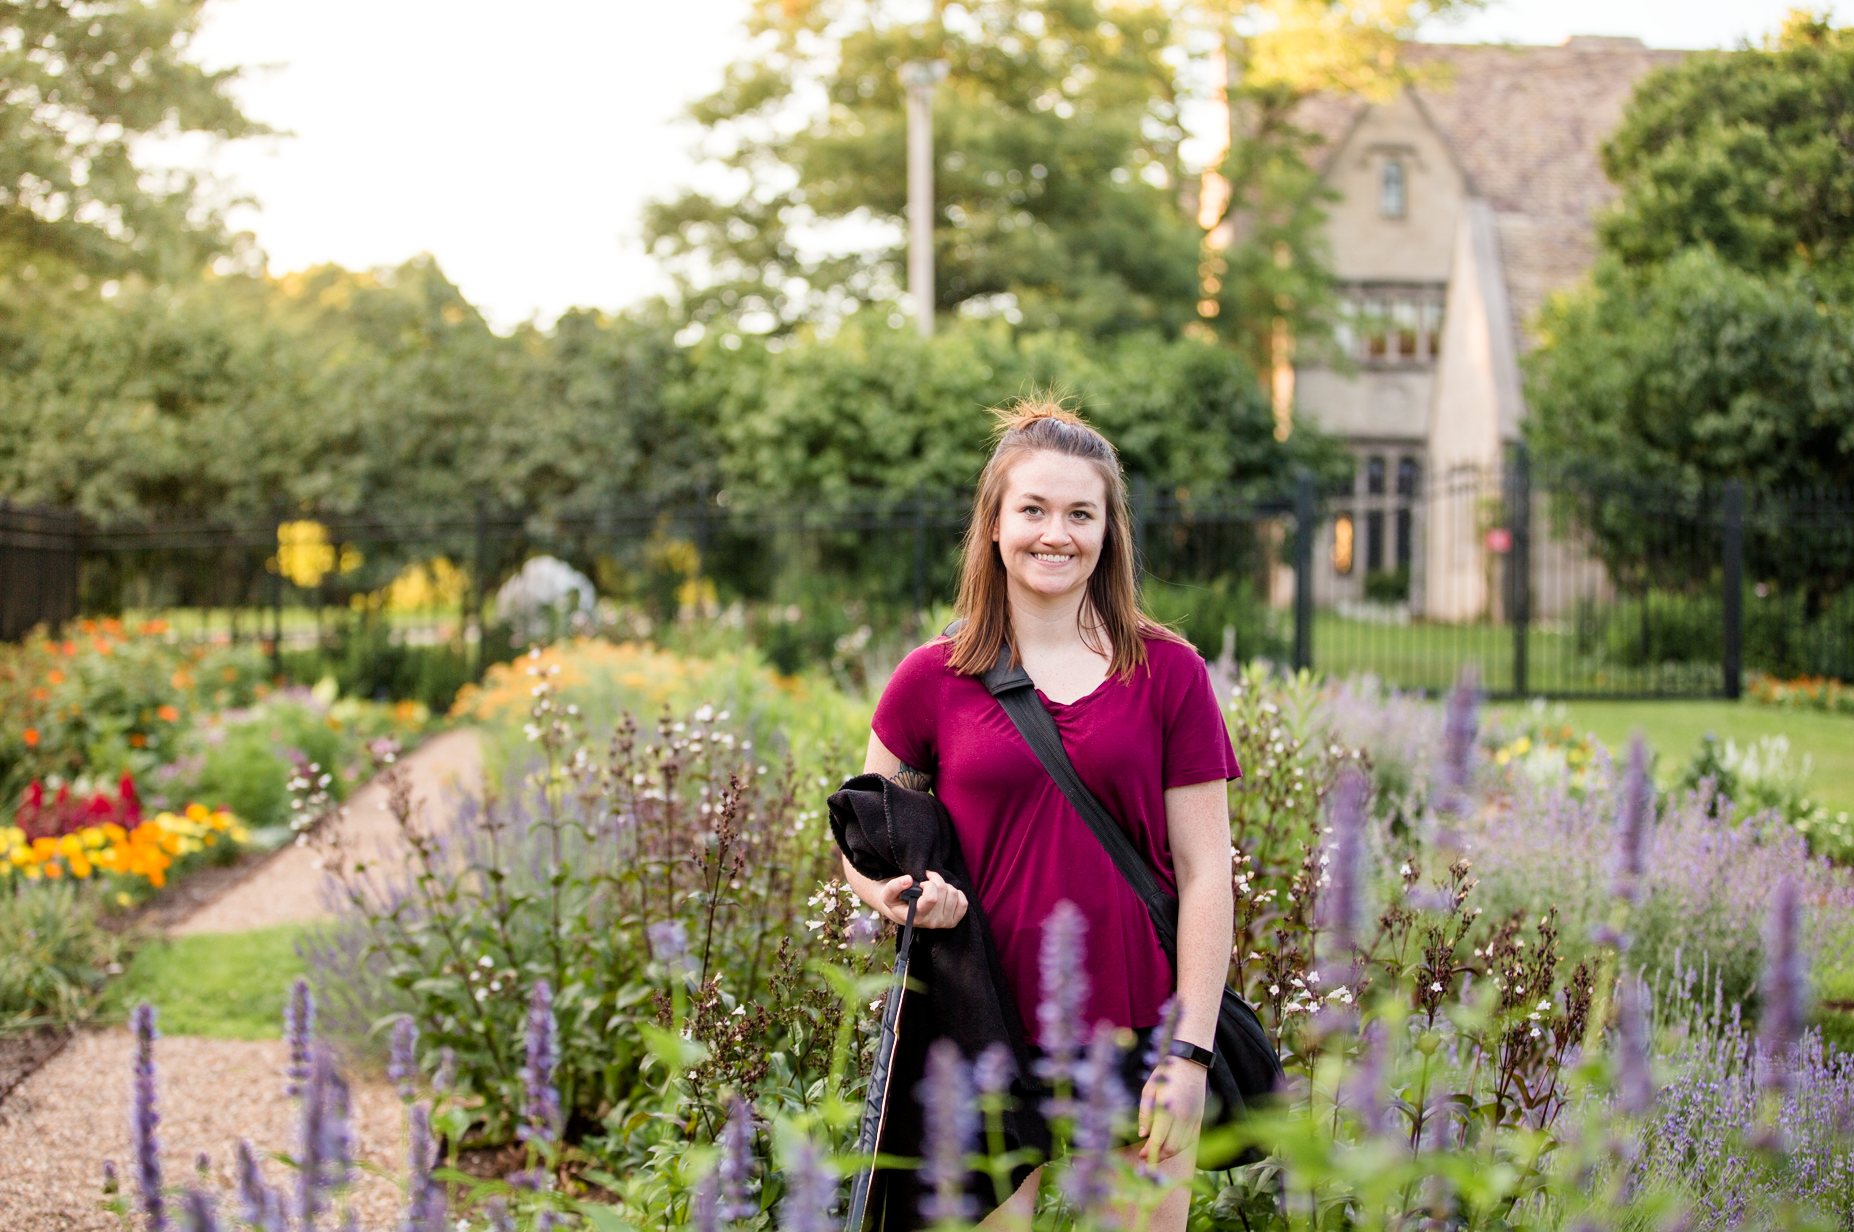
979, 644, 1285, 1122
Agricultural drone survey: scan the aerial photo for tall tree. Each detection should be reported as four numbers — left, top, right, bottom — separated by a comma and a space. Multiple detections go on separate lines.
0, 0, 260, 282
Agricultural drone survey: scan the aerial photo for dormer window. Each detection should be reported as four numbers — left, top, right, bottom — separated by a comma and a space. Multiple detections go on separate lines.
1380, 159, 1406, 219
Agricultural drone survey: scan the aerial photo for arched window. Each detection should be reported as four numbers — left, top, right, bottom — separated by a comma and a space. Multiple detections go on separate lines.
1380, 159, 1406, 219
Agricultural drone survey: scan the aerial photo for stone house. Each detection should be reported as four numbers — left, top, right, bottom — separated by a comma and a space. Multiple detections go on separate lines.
1287, 37, 1685, 621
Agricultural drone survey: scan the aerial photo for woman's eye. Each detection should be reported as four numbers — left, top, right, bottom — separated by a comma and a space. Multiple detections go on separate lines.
1021, 505, 1042, 516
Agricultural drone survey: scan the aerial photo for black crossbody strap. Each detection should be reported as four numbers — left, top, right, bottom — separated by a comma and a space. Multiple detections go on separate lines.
980, 644, 1182, 960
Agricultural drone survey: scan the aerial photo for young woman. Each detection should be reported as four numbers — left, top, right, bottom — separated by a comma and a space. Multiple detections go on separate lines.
842, 401, 1239, 1229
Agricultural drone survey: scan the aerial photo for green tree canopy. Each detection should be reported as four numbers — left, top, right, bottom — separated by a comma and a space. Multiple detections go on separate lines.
0, 0, 260, 282
1598, 12, 1854, 287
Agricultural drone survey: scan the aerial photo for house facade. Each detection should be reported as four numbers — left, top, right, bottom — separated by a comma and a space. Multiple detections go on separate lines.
1288, 37, 1684, 621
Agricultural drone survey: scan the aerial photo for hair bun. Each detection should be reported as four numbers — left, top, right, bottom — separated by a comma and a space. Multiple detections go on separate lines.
991, 396, 1089, 435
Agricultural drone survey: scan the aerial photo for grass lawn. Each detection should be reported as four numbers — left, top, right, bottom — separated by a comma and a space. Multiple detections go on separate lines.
106, 925, 307, 1039
1490, 698, 1854, 817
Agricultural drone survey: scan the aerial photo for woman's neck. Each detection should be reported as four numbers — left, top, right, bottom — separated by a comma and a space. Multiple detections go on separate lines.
1006, 578, 1106, 662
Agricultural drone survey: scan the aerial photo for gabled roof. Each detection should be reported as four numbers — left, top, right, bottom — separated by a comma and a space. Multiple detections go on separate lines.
1295, 37, 1690, 338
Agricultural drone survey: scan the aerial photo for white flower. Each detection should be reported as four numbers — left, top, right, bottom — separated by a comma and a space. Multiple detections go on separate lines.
1430, 981, 1443, 992
1537, 999, 1552, 1011
1400, 863, 1413, 876
1269, 985, 1280, 996
478, 955, 494, 968
805, 920, 824, 931
1529, 1026, 1542, 1039
695, 704, 715, 722
732, 1005, 746, 1016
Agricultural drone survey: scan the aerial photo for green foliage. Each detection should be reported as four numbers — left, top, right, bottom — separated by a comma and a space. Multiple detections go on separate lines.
0, 0, 260, 282
0, 882, 121, 1030
1142, 576, 1285, 664
104, 925, 307, 1039
1679, 731, 1854, 861
1599, 13, 1854, 285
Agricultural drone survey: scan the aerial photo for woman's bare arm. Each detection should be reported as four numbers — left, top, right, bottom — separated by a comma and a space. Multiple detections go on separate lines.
839, 731, 968, 929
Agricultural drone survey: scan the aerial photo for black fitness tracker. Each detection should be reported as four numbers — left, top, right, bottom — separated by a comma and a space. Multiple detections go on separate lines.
1167, 1038, 1215, 1069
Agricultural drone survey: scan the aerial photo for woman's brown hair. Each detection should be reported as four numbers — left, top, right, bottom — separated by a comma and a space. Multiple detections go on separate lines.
946, 397, 1185, 678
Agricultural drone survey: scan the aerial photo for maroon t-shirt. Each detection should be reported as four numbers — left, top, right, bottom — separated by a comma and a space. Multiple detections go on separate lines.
871, 634, 1240, 1042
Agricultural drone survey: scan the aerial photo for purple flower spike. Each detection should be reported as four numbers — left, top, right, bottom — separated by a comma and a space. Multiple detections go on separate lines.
717, 1095, 756, 1222
649, 919, 692, 973
1143, 997, 1184, 1090
101, 1158, 119, 1197
483, 1197, 516, 1232
235, 1140, 285, 1232
130, 1002, 166, 1232
388, 1018, 419, 1102
973, 1042, 1015, 1098
917, 1040, 978, 1224
690, 1172, 722, 1232
432, 1048, 456, 1095
778, 1135, 838, 1232
1344, 1018, 1392, 1136
178, 1188, 221, 1232
1438, 665, 1480, 815
1036, 900, 1090, 1085
518, 980, 562, 1148
1062, 1024, 1130, 1213
1612, 735, 1652, 903
403, 1104, 446, 1232
297, 1046, 353, 1232
1320, 764, 1369, 957
1615, 974, 1655, 1115
284, 978, 316, 1098
1759, 876, 1805, 1093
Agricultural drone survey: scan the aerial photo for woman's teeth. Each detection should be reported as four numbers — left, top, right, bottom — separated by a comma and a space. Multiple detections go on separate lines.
1032, 553, 1070, 563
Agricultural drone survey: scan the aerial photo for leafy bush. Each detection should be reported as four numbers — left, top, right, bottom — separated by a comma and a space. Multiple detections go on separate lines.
1141, 577, 1285, 665
0, 883, 122, 1031
1679, 732, 1854, 862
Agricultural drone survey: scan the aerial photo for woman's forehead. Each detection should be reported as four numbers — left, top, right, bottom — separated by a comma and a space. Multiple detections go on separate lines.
1002, 450, 1107, 502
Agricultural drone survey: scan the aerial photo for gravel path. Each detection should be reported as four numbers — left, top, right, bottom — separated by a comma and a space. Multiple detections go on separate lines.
174, 727, 483, 935
0, 1030, 409, 1231
0, 730, 485, 1227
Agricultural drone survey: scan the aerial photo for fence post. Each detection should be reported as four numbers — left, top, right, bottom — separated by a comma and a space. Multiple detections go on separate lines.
1511, 441, 1531, 698
269, 503, 284, 679
472, 498, 488, 681
1722, 480, 1744, 700
1293, 471, 1315, 673
911, 484, 926, 622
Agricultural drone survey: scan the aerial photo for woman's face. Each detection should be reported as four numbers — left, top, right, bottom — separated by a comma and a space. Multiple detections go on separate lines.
991, 449, 1110, 603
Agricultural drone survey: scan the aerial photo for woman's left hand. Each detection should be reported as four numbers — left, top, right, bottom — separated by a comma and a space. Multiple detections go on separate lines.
1137, 1055, 1207, 1166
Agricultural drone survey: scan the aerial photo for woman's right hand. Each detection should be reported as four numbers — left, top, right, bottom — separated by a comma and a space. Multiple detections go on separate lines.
874, 870, 968, 929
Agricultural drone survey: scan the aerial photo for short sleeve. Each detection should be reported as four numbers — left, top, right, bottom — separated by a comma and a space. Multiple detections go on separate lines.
1158, 643, 1241, 789
871, 640, 949, 772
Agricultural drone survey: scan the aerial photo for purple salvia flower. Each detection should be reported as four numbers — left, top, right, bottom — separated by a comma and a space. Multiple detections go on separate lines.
778, 1135, 837, 1232
1036, 900, 1090, 1085
847, 910, 883, 948
284, 978, 315, 1098
402, 1103, 446, 1232
1437, 664, 1480, 816
1612, 735, 1651, 903
235, 1140, 285, 1232
689, 1172, 721, 1232
518, 980, 562, 1147
535, 1214, 564, 1232
388, 1018, 419, 1102
432, 1047, 456, 1095
1760, 876, 1805, 1094
296, 1046, 352, 1232
101, 1158, 118, 1198
1344, 1018, 1392, 1136
973, 1043, 1015, 1098
1062, 1024, 1130, 1213
717, 1095, 756, 1222
1320, 764, 1369, 956
1615, 974, 1655, 1115
483, 1197, 516, 1232
130, 1002, 166, 1232
917, 1039, 978, 1224
649, 919, 692, 973
1143, 997, 1184, 1076
195, 1150, 211, 1177
178, 1188, 220, 1232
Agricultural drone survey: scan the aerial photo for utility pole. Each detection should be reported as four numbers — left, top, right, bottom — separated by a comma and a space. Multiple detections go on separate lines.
900, 60, 948, 337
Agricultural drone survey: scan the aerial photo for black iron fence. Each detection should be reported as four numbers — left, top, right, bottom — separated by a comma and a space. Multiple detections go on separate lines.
4, 458, 1851, 703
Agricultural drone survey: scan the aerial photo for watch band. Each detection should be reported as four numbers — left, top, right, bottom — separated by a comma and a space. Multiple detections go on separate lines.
1167, 1038, 1215, 1068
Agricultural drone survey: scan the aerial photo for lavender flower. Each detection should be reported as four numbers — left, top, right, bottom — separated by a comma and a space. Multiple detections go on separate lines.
284, 978, 316, 1098
296, 1045, 353, 1231
1343, 1018, 1392, 1135
130, 1002, 166, 1232
1614, 974, 1655, 1115
402, 1104, 446, 1232
649, 919, 692, 974
1759, 876, 1805, 1094
1320, 764, 1369, 957
778, 1135, 837, 1232
973, 1043, 1015, 1098
1612, 735, 1651, 903
482, 1197, 516, 1232
1437, 664, 1480, 816
519, 980, 562, 1147
689, 1172, 721, 1232
178, 1187, 220, 1232
1062, 1024, 1130, 1212
388, 1018, 420, 1102
1143, 997, 1184, 1077
1036, 900, 1090, 1085
235, 1140, 285, 1232
917, 1040, 978, 1224
432, 1047, 456, 1095
717, 1095, 756, 1222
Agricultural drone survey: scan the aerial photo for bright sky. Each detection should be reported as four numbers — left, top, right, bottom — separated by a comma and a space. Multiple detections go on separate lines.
189, 0, 1825, 330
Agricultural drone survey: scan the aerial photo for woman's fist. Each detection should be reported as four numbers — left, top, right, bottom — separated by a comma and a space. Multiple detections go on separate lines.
877, 870, 967, 929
